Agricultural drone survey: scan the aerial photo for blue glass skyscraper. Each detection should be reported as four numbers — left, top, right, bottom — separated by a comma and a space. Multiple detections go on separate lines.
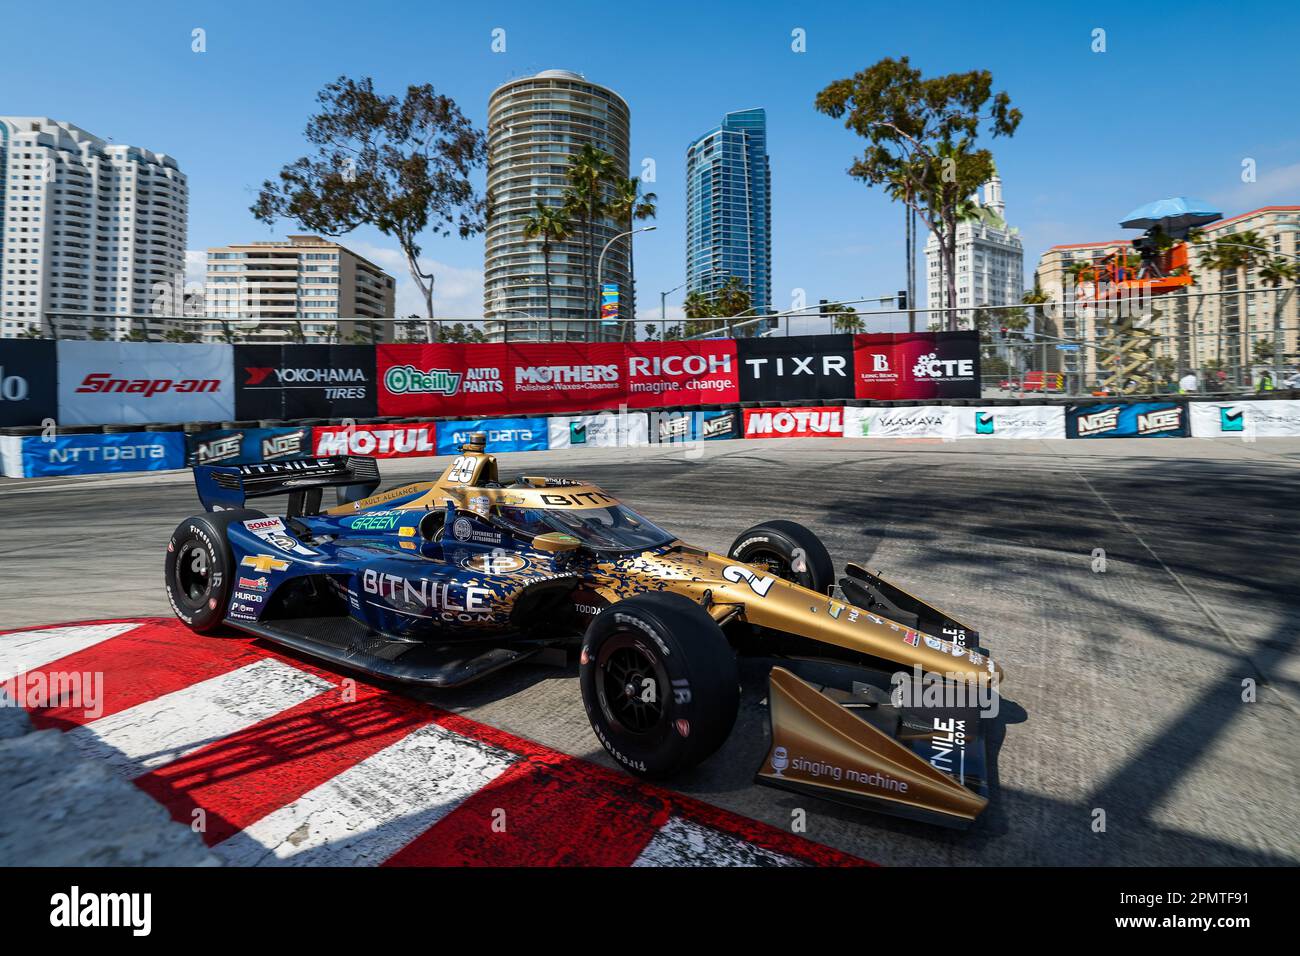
685, 109, 772, 327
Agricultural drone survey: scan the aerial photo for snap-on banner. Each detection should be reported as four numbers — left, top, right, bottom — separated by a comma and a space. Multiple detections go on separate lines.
233, 345, 378, 420
0, 339, 58, 427
842, 405, 956, 439
954, 405, 1066, 439
736, 335, 855, 403
853, 332, 981, 400
743, 406, 844, 439
187, 426, 314, 466
1189, 400, 1300, 438
435, 418, 549, 454
57, 341, 235, 425
1066, 401, 1189, 438
312, 422, 438, 458
21, 430, 186, 477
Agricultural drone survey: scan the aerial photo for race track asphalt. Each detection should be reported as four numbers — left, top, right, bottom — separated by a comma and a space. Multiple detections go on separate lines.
2, 435, 1298, 866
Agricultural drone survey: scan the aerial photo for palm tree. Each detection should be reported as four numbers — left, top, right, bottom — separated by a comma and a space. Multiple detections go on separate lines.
521, 200, 570, 341
1200, 231, 1266, 381
1258, 255, 1298, 381
823, 301, 865, 333
608, 177, 657, 339
564, 144, 617, 338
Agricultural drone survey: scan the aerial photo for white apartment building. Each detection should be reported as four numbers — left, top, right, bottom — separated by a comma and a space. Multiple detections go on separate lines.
202, 235, 396, 344
0, 117, 187, 339
925, 173, 1025, 330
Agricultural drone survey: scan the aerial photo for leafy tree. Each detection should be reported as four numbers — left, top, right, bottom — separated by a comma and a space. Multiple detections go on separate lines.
814, 57, 1021, 330
823, 301, 865, 333
521, 200, 570, 341
607, 177, 657, 338
87, 328, 110, 341
1252, 338, 1276, 364
163, 328, 200, 343
252, 76, 487, 331
563, 144, 618, 335
1195, 230, 1268, 375
683, 277, 752, 337
1258, 255, 1298, 374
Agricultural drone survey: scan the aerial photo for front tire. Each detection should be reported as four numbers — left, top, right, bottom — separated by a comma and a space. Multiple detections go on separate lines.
164, 509, 261, 633
580, 592, 738, 779
728, 519, 835, 594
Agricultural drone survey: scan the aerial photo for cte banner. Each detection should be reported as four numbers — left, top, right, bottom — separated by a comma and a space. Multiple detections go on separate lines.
377, 341, 738, 418
57, 342, 235, 425
233, 345, 377, 420
853, 332, 981, 400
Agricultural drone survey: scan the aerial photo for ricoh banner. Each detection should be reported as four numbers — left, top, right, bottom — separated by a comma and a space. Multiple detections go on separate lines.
1189, 400, 1300, 438
1066, 401, 1189, 439
0, 340, 59, 427
853, 332, 981, 400
955, 405, 1066, 439
233, 345, 377, 420
842, 405, 956, 439
377, 341, 737, 418
57, 342, 235, 425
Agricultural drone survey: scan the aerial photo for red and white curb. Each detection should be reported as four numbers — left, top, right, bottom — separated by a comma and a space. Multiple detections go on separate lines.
0, 619, 867, 867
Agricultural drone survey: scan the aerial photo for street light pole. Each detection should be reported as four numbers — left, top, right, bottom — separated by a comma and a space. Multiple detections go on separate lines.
596, 225, 656, 342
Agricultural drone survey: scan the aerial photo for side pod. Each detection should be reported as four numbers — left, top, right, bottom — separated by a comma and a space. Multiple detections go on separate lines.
755, 667, 988, 830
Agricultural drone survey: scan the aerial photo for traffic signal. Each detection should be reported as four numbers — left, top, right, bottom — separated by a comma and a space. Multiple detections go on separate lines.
819, 299, 829, 316
897, 290, 907, 310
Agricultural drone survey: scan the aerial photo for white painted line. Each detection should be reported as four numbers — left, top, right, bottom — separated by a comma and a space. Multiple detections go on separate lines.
212, 723, 516, 867
64, 657, 331, 775
0, 622, 142, 684
631, 816, 803, 867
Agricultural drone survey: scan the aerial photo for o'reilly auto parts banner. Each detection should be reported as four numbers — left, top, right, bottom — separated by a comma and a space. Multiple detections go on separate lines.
1066, 401, 1189, 439
0, 339, 58, 427
1189, 399, 1300, 438
57, 341, 235, 425
312, 422, 438, 458
853, 332, 980, 400
743, 406, 844, 439
234, 345, 377, 419
736, 335, 855, 403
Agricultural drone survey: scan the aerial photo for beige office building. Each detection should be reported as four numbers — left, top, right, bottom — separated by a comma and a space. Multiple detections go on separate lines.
202, 235, 395, 343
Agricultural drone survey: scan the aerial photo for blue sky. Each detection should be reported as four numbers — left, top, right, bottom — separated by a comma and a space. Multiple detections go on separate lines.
4, 0, 1298, 325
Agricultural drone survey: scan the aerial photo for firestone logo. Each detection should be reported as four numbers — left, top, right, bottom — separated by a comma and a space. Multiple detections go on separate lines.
384, 365, 462, 396
911, 353, 975, 380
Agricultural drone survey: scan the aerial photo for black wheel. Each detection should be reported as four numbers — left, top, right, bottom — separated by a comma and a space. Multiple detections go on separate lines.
164, 509, 262, 633
579, 592, 738, 779
728, 519, 835, 595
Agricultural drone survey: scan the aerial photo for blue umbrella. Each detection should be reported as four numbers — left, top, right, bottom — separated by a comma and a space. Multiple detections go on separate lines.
1119, 197, 1221, 232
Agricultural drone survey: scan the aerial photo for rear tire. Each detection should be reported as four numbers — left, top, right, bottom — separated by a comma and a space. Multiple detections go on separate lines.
580, 592, 738, 779
728, 519, 835, 594
164, 509, 263, 633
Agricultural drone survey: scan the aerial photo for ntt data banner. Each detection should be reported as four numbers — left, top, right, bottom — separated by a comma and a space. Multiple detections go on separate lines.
955, 405, 1066, 439
853, 332, 980, 400
233, 345, 377, 419
1066, 401, 1189, 439
0, 340, 58, 427
436, 418, 549, 455
842, 405, 956, 439
57, 341, 235, 425
21, 431, 186, 478
1188, 399, 1300, 438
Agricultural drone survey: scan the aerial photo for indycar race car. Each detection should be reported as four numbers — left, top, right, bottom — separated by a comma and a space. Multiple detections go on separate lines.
165, 433, 1003, 828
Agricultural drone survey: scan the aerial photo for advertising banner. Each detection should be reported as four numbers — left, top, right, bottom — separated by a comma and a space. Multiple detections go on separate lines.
0, 340, 58, 427
233, 345, 377, 419
842, 405, 956, 439
624, 340, 739, 408
436, 418, 549, 455
187, 426, 314, 466
312, 422, 438, 458
853, 332, 981, 400
1, 435, 24, 478
547, 413, 649, 449
649, 409, 696, 444
1189, 400, 1300, 438
955, 405, 1066, 439
1066, 401, 1188, 439
22, 431, 186, 477
57, 341, 235, 425
737, 335, 855, 403
743, 406, 844, 439
696, 407, 741, 441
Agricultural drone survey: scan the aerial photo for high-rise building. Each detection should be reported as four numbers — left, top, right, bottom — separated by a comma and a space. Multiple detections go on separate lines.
484, 70, 631, 342
0, 117, 187, 339
685, 108, 772, 327
925, 171, 1023, 329
202, 235, 395, 343
1033, 239, 1131, 379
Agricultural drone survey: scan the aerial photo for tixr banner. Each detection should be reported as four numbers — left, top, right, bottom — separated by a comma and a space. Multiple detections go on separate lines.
853, 332, 981, 400
737, 335, 855, 402
233, 345, 377, 419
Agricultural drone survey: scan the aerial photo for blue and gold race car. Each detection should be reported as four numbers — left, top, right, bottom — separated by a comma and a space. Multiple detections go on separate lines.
165, 433, 1004, 828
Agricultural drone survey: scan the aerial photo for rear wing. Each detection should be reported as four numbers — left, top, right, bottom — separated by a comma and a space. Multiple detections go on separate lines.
194, 456, 381, 515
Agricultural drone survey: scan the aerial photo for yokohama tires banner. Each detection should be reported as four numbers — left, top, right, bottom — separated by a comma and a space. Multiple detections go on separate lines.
853, 332, 980, 400
57, 341, 235, 425
234, 345, 377, 419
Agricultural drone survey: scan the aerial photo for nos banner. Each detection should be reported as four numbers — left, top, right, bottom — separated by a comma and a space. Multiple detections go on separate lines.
233, 345, 378, 420
1066, 401, 1188, 439
853, 332, 981, 400
0, 339, 58, 427
57, 342, 235, 425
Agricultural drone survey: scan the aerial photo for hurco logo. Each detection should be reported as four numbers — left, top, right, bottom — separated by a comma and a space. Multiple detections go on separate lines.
384, 365, 462, 396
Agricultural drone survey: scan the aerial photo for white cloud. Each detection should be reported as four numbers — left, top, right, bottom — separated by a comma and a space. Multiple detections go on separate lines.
345, 240, 483, 319
184, 250, 207, 289
1209, 161, 1300, 212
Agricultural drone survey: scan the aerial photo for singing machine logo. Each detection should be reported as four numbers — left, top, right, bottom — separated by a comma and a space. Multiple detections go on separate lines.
384, 365, 462, 396
1075, 406, 1121, 436
911, 352, 975, 380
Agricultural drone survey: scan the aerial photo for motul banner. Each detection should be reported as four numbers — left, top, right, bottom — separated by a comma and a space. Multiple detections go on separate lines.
853, 332, 980, 400
743, 406, 844, 439
234, 345, 377, 419
736, 335, 855, 403
57, 341, 235, 425
312, 422, 438, 458
623, 340, 738, 407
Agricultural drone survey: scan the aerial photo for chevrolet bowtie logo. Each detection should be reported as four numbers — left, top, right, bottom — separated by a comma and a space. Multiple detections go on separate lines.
241, 554, 290, 572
